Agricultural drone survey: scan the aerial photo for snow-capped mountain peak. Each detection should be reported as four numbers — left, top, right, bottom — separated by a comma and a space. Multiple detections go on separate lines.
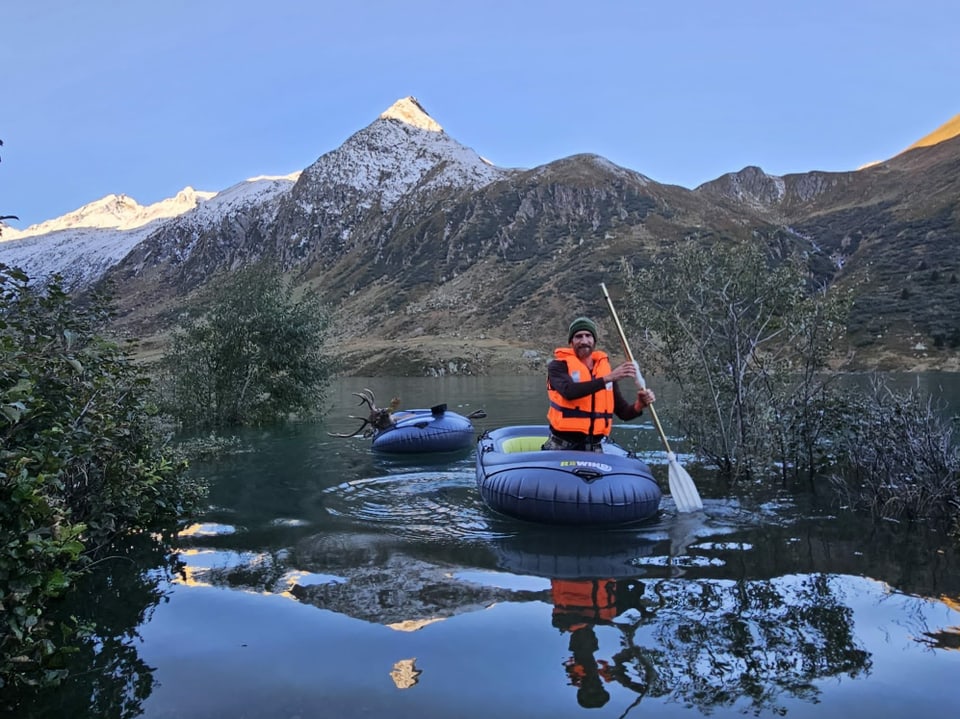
1, 187, 217, 241
380, 96, 443, 133
294, 97, 510, 216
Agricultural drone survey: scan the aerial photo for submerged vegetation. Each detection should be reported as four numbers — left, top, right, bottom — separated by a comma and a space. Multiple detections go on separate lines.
624, 239, 960, 528
829, 376, 960, 523
0, 258, 336, 697
624, 239, 849, 484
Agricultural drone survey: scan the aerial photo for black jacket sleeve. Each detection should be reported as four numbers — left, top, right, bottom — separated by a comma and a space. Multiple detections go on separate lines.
547, 359, 604, 400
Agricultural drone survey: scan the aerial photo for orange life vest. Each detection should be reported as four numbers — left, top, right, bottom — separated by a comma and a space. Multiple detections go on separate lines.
551, 578, 618, 627
547, 347, 615, 436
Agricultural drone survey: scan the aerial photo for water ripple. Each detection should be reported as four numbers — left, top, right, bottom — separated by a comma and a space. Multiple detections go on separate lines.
322, 469, 507, 541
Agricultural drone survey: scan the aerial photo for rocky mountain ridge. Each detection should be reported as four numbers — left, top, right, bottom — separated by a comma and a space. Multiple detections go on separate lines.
2, 98, 959, 375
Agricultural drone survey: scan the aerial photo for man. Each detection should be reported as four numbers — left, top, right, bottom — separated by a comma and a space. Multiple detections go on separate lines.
544, 316, 655, 452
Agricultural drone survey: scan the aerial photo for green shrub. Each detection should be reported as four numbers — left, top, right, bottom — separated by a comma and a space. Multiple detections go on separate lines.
0, 264, 204, 692
155, 262, 336, 427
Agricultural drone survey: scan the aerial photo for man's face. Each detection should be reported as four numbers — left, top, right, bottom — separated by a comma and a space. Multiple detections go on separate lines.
570, 330, 595, 359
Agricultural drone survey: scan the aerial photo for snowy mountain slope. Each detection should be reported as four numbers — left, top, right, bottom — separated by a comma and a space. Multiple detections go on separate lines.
2, 188, 213, 239
0, 176, 297, 288
0, 96, 502, 289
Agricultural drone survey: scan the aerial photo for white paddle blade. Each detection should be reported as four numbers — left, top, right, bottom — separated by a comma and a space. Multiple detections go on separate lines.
666, 453, 703, 513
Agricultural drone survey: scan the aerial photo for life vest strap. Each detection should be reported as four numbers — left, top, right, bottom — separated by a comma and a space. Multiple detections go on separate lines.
548, 400, 614, 421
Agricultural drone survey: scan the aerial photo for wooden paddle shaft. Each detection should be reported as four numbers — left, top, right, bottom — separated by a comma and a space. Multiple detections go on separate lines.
600, 282, 674, 453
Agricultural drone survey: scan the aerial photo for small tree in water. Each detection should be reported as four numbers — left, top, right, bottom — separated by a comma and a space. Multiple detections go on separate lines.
622, 238, 849, 487
157, 263, 335, 427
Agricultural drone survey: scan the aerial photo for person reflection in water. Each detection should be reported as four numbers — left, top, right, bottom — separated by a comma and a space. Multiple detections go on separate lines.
550, 579, 656, 709
565, 622, 613, 708
551, 577, 625, 708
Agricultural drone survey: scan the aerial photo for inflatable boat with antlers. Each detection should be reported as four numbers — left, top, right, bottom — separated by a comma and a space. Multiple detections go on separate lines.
329, 388, 486, 454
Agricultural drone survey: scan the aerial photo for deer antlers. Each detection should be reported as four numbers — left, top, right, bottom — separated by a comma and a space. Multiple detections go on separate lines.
327, 388, 398, 439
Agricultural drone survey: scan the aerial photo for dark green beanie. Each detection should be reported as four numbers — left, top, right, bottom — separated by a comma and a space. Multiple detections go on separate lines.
568, 317, 598, 343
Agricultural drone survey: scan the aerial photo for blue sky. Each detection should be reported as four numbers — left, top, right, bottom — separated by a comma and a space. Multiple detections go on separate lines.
2, 0, 958, 227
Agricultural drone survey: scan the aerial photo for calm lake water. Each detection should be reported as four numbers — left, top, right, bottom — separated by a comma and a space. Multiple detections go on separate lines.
21, 373, 960, 718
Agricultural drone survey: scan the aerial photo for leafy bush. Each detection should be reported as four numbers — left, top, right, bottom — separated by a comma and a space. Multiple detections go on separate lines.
0, 264, 204, 692
156, 263, 335, 427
